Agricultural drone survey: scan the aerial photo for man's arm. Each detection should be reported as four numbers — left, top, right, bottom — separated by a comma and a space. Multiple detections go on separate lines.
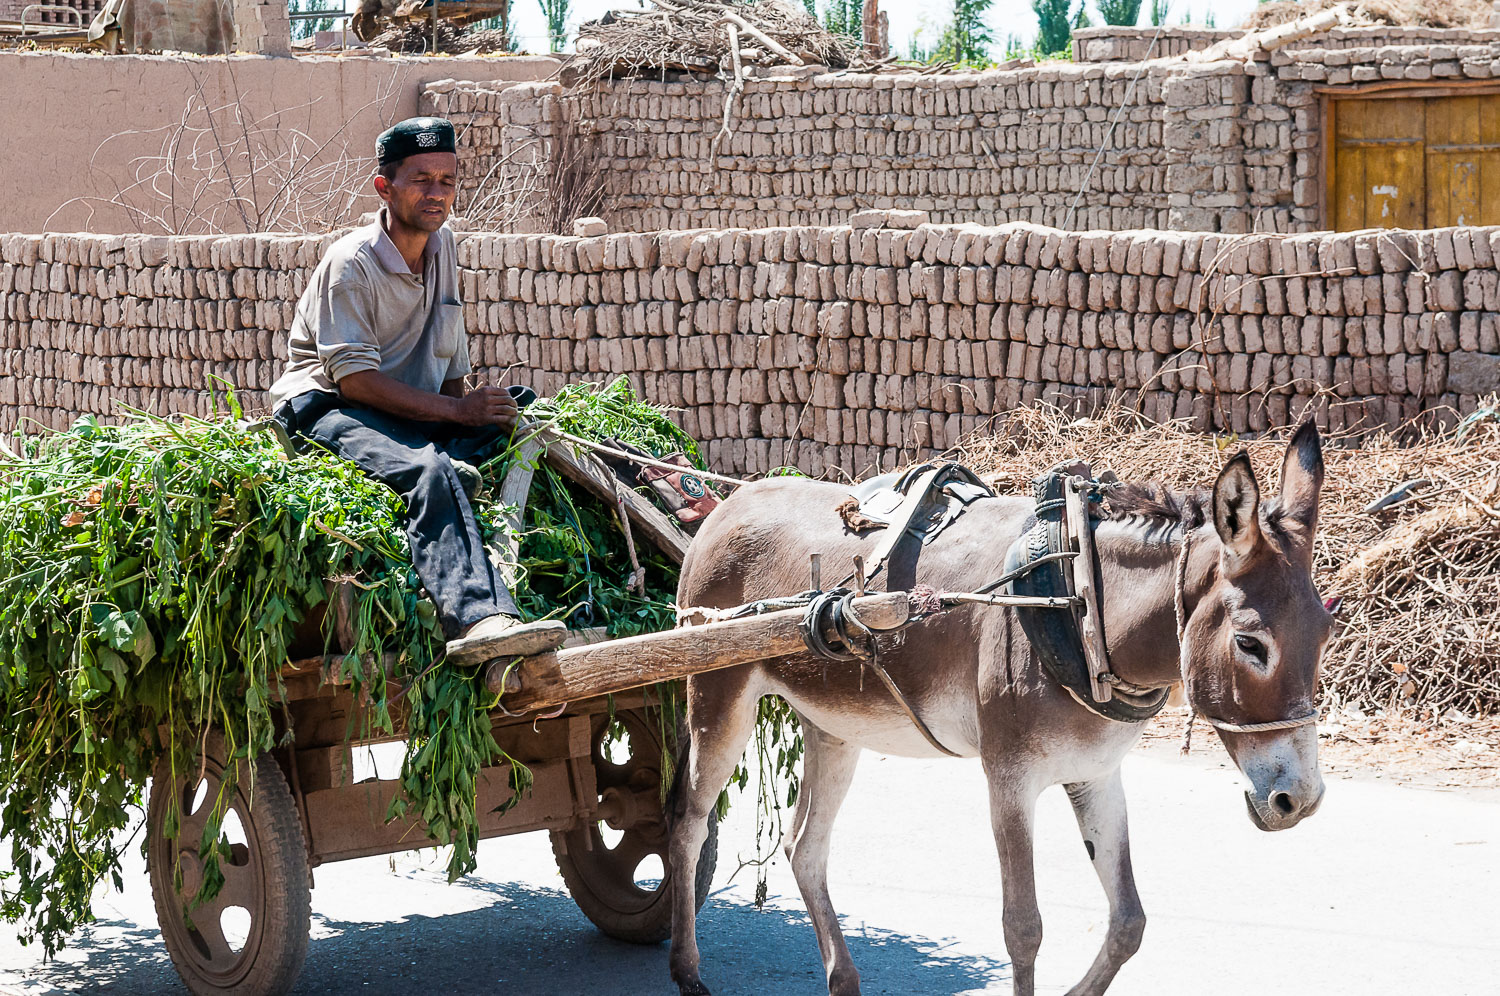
339, 370, 517, 427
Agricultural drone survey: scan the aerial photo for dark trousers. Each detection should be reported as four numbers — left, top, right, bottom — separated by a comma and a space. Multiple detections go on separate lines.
277, 391, 517, 638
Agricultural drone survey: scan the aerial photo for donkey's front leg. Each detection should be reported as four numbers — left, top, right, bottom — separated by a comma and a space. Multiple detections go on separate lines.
783, 727, 862, 996
1063, 768, 1146, 996
987, 775, 1045, 996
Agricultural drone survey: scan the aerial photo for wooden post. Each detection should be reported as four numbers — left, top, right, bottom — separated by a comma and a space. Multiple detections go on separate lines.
862, 0, 883, 60
485, 591, 914, 713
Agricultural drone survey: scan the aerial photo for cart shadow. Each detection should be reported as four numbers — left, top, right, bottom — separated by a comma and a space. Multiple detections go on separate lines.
294, 880, 1012, 995
1, 883, 1010, 995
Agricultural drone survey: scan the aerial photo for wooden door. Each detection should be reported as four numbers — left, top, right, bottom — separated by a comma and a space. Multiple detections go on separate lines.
1425, 94, 1500, 227
1332, 97, 1425, 230
1331, 92, 1500, 230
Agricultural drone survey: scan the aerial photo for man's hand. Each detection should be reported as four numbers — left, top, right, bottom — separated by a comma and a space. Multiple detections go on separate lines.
453, 385, 519, 428
339, 370, 517, 427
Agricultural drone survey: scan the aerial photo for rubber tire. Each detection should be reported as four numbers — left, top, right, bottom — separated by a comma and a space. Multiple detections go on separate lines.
147, 734, 311, 996
551, 709, 718, 944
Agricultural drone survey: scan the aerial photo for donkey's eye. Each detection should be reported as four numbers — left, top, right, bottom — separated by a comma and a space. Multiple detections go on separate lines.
1235, 634, 1267, 660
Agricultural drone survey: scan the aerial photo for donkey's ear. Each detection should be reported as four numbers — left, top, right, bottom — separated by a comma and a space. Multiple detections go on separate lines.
1278, 420, 1324, 534
1212, 451, 1262, 564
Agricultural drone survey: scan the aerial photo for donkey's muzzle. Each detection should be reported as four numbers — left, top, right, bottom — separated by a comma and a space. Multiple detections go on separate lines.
1244, 779, 1325, 831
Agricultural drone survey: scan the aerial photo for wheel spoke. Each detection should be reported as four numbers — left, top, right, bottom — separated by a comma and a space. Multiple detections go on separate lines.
606, 830, 664, 887
217, 847, 256, 907
178, 769, 225, 842
178, 793, 212, 842
185, 901, 236, 968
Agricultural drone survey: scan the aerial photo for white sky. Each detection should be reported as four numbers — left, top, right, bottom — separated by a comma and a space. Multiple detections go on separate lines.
501, 0, 1266, 56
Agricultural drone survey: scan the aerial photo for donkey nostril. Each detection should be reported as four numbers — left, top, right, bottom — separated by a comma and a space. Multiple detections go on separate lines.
1271, 791, 1296, 816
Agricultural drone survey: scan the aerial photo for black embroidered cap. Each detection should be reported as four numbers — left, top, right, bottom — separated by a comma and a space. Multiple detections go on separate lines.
376, 117, 457, 166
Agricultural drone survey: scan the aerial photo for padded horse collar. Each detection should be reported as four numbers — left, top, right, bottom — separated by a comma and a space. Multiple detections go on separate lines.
1002, 466, 1171, 724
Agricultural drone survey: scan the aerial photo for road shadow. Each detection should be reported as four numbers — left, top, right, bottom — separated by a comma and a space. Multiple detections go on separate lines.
3, 880, 1010, 995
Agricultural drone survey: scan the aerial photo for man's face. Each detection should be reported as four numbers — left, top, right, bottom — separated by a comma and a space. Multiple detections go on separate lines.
375, 152, 458, 234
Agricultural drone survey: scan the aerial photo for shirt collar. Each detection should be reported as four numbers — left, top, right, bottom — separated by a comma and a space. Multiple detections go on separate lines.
367, 207, 441, 276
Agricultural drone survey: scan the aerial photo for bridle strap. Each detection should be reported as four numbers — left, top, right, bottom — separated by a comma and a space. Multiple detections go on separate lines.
1202, 710, 1319, 734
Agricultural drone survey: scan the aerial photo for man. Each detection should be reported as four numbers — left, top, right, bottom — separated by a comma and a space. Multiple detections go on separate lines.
269, 116, 566, 664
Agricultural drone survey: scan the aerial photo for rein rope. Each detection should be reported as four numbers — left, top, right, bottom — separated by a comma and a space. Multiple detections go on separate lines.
1175, 521, 1319, 755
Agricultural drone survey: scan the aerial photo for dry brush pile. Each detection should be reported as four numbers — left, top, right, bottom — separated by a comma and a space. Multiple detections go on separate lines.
566, 0, 862, 86
959, 400, 1500, 718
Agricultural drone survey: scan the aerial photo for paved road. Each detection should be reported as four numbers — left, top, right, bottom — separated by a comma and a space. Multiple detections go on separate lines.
2, 744, 1496, 995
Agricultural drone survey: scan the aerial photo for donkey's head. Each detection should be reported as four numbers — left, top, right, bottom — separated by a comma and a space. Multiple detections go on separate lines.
1183, 421, 1331, 831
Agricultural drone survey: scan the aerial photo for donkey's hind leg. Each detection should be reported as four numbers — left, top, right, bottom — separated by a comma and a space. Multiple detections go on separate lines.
1063, 768, 1146, 996
783, 726, 862, 996
668, 669, 761, 996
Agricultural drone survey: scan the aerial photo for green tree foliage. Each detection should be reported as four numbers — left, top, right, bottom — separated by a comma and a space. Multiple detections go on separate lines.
947, 0, 994, 64
287, 0, 335, 41
474, 0, 517, 50
908, 29, 937, 62
536, 0, 570, 52
821, 0, 864, 41
1150, 0, 1169, 26
1032, 0, 1075, 55
1095, 0, 1142, 26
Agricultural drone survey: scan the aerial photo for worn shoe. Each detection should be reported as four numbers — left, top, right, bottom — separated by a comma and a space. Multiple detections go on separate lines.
452, 458, 483, 499
446, 614, 567, 664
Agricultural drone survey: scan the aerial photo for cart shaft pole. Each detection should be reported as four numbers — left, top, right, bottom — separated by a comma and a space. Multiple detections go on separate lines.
485, 591, 914, 712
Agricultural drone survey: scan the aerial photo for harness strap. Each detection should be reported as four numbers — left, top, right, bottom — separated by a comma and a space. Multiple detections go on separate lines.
799, 589, 962, 758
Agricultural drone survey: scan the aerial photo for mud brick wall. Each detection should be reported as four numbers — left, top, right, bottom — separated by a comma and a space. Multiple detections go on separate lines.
3, 222, 1497, 479
426, 66, 1171, 234
435, 42, 1500, 237
0, 0, 103, 26
1072, 26, 1500, 64
1072, 26, 1237, 63
1168, 42, 1500, 234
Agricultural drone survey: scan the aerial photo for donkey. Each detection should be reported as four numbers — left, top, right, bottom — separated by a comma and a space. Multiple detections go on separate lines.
667, 423, 1332, 996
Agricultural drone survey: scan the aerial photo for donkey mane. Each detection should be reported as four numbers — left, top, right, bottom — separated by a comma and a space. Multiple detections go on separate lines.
1104, 479, 1303, 554
1102, 482, 1207, 529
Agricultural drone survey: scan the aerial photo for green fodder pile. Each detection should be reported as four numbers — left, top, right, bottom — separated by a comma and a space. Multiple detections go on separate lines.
957, 400, 1500, 718
0, 378, 692, 953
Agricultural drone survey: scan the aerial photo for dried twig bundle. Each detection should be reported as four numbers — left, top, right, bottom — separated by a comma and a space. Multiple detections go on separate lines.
565, 0, 862, 87
956, 398, 1500, 717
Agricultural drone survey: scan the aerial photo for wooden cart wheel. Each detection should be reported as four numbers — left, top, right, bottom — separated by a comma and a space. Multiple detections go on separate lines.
147, 733, 311, 996
551, 708, 718, 944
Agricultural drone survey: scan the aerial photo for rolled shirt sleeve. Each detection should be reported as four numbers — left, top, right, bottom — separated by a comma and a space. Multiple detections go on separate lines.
316, 256, 383, 384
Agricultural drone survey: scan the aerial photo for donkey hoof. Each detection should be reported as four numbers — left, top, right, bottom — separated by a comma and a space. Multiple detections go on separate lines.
829, 967, 862, 996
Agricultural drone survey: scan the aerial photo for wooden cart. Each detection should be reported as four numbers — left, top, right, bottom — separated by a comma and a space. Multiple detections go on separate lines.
142, 431, 928, 994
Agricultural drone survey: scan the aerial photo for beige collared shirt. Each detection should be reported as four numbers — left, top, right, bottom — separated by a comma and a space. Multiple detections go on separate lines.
268, 211, 470, 409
